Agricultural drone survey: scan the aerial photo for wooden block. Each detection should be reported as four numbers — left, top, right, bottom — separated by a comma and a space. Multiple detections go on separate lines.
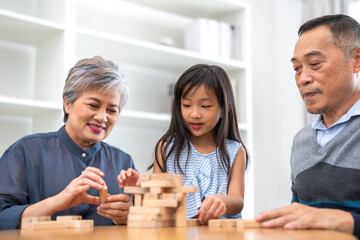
141, 179, 176, 188
140, 173, 182, 186
186, 219, 201, 227
28, 221, 67, 230
129, 206, 176, 214
134, 194, 142, 207
208, 219, 223, 228
143, 199, 178, 208
56, 215, 82, 221
144, 192, 159, 200
221, 219, 237, 228
100, 182, 108, 203
65, 219, 94, 229
127, 219, 175, 228
236, 219, 263, 229
21, 216, 51, 229
124, 186, 148, 194
175, 193, 186, 227
164, 186, 199, 194
128, 213, 176, 221
150, 187, 164, 194
161, 193, 175, 200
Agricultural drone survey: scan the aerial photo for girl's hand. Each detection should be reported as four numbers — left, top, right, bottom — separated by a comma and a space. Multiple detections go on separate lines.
97, 194, 133, 224
54, 167, 105, 211
198, 194, 227, 224
118, 168, 140, 188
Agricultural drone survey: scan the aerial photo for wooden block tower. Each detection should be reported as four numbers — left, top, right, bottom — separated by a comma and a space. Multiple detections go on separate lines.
124, 173, 198, 228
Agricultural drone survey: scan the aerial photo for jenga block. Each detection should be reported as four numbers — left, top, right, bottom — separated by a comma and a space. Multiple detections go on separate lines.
21, 216, 51, 229
150, 187, 164, 194
56, 215, 82, 221
144, 192, 159, 200
208, 219, 223, 228
143, 199, 178, 208
134, 194, 142, 207
140, 173, 182, 186
176, 193, 187, 227
141, 179, 176, 188
236, 219, 263, 229
127, 219, 175, 228
128, 213, 176, 221
221, 219, 237, 228
161, 193, 175, 200
186, 219, 201, 227
100, 182, 108, 203
27, 221, 67, 230
129, 206, 176, 214
65, 219, 94, 229
124, 186, 148, 194
164, 186, 199, 193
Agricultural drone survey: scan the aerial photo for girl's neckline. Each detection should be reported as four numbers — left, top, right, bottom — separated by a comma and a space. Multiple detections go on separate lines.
190, 141, 217, 155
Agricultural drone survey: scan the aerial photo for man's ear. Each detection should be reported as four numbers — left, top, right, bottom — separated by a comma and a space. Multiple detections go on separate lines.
63, 96, 70, 113
353, 47, 360, 73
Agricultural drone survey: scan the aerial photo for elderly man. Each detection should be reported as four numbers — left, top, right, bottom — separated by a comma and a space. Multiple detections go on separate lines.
255, 14, 360, 237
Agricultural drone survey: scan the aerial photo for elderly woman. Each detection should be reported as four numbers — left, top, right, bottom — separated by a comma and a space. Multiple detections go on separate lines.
0, 56, 137, 229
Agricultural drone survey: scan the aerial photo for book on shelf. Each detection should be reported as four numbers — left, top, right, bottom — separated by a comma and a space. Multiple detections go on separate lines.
231, 25, 242, 61
184, 18, 241, 60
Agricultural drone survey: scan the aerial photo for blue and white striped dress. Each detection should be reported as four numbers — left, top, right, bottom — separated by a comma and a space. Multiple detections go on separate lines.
166, 139, 242, 219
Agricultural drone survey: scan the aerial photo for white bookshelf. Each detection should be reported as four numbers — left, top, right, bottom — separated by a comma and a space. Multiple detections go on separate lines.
0, 0, 253, 218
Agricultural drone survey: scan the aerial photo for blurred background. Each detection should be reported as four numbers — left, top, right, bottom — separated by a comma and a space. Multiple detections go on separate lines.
0, 0, 359, 219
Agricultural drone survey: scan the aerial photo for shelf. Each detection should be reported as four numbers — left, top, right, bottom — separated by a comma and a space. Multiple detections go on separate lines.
122, 0, 248, 19
77, 0, 191, 30
0, 96, 62, 117
76, 28, 246, 72
0, 9, 64, 45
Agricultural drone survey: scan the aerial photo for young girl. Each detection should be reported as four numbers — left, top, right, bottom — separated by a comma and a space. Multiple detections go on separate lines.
151, 63, 248, 224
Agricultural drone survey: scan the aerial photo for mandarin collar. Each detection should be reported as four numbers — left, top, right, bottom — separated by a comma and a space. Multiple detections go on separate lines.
58, 125, 101, 160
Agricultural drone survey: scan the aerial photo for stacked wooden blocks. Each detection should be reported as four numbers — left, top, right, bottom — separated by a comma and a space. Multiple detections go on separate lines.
124, 173, 198, 228
21, 215, 94, 230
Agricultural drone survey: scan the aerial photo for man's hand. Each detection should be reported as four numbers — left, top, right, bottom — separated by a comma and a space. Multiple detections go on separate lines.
255, 202, 354, 234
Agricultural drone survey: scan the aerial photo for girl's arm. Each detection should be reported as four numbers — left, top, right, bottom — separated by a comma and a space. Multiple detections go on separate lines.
198, 146, 246, 223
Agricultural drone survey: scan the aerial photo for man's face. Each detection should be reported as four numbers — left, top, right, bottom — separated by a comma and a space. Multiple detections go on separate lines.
292, 26, 356, 118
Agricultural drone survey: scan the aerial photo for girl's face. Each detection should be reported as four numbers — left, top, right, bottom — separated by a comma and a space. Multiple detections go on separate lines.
181, 84, 223, 143
63, 88, 120, 149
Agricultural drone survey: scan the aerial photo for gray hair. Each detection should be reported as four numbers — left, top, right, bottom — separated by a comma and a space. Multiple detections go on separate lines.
62, 56, 128, 123
298, 14, 360, 60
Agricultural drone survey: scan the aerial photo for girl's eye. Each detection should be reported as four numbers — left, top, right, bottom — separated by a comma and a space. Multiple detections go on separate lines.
182, 104, 190, 108
202, 105, 212, 108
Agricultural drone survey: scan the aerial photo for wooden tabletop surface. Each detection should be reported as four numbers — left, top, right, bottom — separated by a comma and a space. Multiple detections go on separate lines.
0, 226, 357, 240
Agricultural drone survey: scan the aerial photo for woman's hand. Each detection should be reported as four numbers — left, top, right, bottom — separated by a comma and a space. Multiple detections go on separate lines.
22, 166, 106, 217
198, 194, 227, 224
118, 168, 140, 188
97, 194, 133, 224
54, 167, 105, 211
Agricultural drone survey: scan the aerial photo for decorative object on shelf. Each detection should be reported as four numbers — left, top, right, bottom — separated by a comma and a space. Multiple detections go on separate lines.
158, 36, 174, 46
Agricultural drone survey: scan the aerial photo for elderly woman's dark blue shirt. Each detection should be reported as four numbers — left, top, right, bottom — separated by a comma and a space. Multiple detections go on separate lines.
0, 126, 135, 229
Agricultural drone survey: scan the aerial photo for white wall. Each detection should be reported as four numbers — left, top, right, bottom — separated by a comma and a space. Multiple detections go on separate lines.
241, 0, 305, 215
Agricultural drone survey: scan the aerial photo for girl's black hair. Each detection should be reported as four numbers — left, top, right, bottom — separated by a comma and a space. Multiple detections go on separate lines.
150, 64, 249, 175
